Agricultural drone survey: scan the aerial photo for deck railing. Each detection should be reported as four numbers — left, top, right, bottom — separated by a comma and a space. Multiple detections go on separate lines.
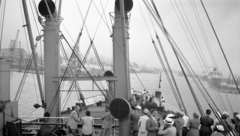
20, 116, 119, 136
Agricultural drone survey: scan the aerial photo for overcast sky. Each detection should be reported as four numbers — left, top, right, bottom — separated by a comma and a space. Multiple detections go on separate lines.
1, 0, 240, 77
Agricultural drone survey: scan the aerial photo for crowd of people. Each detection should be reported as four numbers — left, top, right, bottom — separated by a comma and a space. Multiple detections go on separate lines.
66, 90, 240, 136
67, 104, 113, 136
129, 91, 240, 136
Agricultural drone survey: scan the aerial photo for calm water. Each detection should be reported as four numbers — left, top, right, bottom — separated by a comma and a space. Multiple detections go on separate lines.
10, 72, 240, 120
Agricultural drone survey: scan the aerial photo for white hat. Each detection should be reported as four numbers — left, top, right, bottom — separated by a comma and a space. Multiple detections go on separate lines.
143, 109, 149, 115
222, 111, 229, 116
166, 113, 175, 118
236, 114, 240, 120
164, 117, 174, 125
136, 105, 141, 110
216, 125, 224, 131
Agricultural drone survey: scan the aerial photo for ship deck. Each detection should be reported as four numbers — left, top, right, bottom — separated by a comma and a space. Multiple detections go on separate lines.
21, 104, 119, 136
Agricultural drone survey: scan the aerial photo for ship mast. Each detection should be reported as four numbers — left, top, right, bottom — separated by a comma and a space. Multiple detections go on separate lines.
38, 0, 61, 123
112, 0, 133, 136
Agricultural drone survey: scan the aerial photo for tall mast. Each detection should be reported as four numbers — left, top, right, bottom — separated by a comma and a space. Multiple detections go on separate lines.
38, 0, 61, 123
112, 0, 133, 136
113, 0, 132, 100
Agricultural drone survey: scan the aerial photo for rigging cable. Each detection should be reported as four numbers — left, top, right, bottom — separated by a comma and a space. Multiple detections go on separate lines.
190, 0, 218, 69
147, 0, 221, 113
59, 40, 86, 108
146, 3, 236, 133
145, 0, 205, 116
200, 0, 240, 94
137, 0, 184, 112
76, 0, 105, 73
94, 0, 147, 90
99, 0, 111, 33
66, 1, 108, 90
61, 34, 109, 99
0, 0, 6, 50
170, 0, 209, 74
189, 0, 231, 111
14, 42, 38, 101
75, 0, 108, 91
149, 0, 188, 115
175, 0, 211, 73
45, 0, 96, 115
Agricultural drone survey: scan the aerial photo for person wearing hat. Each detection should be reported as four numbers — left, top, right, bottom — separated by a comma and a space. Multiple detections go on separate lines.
138, 108, 149, 136
231, 112, 239, 125
131, 105, 142, 136
158, 117, 177, 136
211, 125, 224, 136
165, 113, 181, 136
146, 109, 159, 136
213, 113, 234, 136
101, 106, 113, 136
188, 112, 200, 136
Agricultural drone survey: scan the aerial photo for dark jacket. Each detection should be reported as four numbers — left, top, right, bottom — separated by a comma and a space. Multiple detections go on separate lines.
146, 116, 159, 136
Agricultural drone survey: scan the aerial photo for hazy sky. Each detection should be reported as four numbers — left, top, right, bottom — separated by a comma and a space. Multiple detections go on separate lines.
1, 0, 240, 77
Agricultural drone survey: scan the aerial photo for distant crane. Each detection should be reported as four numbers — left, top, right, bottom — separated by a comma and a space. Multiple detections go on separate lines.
9, 29, 19, 62
18, 41, 24, 71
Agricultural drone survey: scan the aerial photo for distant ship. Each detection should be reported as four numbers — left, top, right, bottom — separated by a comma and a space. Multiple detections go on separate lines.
208, 68, 222, 88
200, 71, 208, 81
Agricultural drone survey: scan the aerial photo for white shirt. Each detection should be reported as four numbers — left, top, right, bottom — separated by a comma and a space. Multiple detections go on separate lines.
138, 115, 149, 133
81, 116, 94, 135
183, 115, 189, 127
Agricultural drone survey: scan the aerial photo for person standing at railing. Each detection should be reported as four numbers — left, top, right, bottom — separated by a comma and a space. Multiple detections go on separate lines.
81, 110, 94, 136
68, 104, 81, 135
101, 106, 113, 136
131, 105, 142, 136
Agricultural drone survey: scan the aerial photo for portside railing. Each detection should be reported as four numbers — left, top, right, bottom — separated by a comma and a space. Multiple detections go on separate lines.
20, 116, 119, 136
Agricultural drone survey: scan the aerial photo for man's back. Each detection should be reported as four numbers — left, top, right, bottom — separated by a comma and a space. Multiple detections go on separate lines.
200, 115, 214, 135
131, 110, 141, 130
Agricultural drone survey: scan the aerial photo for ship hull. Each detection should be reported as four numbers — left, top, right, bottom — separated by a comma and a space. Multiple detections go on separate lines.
208, 77, 222, 88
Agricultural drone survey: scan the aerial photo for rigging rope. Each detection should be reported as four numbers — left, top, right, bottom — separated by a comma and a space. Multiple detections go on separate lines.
190, 0, 218, 69
59, 40, 86, 107
149, 0, 188, 115
173, 0, 210, 73
146, 0, 220, 112
0, 0, 6, 50
169, 0, 208, 74
45, 0, 95, 115
189, 0, 233, 112
14, 42, 38, 101
200, 0, 240, 94
137, 0, 185, 112
62, 34, 109, 99
145, 0, 206, 116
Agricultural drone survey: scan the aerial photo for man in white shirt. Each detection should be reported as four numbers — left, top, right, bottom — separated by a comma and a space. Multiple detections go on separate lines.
81, 110, 94, 136
138, 109, 149, 136
182, 113, 189, 136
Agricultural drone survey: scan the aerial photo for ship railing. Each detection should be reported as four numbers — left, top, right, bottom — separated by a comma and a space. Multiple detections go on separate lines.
20, 116, 119, 136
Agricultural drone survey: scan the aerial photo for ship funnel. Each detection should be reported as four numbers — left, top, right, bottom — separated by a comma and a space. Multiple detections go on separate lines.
38, 0, 56, 19
115, 0, 133, 12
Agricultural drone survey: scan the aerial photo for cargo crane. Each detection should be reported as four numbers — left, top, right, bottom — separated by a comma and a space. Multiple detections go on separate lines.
18, 41, 24, 71
9, 29, 19, 63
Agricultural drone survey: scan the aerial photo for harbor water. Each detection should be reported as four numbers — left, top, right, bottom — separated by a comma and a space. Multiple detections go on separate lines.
10, 72, 240, 120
